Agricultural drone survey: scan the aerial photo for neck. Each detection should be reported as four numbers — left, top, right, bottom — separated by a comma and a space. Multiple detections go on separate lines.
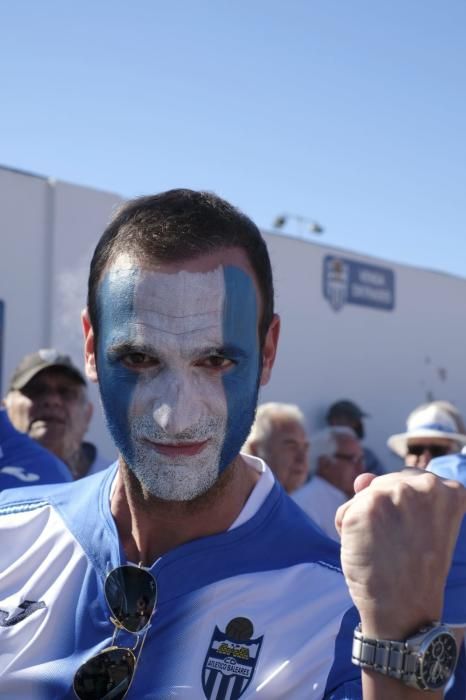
110, 456, 260, 566
67, 444, 93, 479
38, 437, 88, 479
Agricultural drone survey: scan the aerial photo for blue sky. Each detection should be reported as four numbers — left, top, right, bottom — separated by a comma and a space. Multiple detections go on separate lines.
1, 1, 466, 276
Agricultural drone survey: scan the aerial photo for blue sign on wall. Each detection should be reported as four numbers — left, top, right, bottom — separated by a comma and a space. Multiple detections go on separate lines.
323, 256, 395, 312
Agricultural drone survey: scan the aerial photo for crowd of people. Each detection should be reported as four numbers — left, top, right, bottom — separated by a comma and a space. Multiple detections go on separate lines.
242, 398, 466, 544
0, 189, 466, 699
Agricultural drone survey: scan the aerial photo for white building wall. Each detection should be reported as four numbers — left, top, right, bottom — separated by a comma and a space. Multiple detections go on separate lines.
0, 169, 51, 388
50, 180, 122, 458
0, 168, 122, 460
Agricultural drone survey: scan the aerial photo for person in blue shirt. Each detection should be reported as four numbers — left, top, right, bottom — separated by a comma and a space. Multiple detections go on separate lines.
0, 408, 71, 489
428, 451, 466, 700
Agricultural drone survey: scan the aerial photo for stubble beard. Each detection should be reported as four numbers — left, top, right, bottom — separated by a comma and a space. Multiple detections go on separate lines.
127, 415, 228, 502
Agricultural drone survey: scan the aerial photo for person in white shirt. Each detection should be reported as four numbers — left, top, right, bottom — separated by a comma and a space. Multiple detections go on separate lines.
293, 427, 364, 540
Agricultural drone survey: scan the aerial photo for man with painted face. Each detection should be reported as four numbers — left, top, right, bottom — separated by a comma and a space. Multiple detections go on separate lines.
0, 190, 466, 700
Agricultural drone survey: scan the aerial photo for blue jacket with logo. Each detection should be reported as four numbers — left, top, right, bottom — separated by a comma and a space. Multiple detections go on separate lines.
0, 409, 71, 489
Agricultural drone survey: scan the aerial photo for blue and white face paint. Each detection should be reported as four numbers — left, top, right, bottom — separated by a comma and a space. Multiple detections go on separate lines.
96, 260, 261, 501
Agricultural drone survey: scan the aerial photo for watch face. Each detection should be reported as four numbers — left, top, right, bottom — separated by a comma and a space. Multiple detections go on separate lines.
419, 632, 457, 690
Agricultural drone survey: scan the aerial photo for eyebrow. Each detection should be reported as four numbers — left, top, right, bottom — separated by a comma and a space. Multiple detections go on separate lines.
107, 341, 159, 357
283, 438, 310, 446
211, 343, 249, 359
107, 341, 249, 358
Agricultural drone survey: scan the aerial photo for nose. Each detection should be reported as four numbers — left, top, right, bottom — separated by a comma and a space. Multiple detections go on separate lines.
152, 372, 204, 435
295, 448, 309, 467
415, 451, 431, 469
39, 388, 64, 408
405, 449, 431, 469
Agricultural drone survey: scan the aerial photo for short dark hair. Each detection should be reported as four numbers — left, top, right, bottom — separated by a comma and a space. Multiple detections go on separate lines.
87, 189, 274, 350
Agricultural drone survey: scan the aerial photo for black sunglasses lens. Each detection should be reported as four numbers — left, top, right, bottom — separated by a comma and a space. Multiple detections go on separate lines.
73, 647, 135, 700
408, 444, 449, 458
105, 566, 157, 633
430, 446, 449, 457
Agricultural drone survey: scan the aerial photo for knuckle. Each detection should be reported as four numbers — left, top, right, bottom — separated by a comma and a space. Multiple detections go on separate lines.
360, 489, 394, 522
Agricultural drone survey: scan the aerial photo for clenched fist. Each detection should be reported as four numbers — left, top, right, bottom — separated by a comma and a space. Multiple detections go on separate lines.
336, 468, 466, 639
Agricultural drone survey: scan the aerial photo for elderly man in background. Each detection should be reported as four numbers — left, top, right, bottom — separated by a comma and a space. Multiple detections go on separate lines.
326, 399, 385, 475
388, 401, 466, 469
293, 426, 365, 540
242, 401, 310, 493
3, 349, 110, 479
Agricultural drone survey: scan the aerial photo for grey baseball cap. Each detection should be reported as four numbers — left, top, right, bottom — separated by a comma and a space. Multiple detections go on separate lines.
8, 349, 86, 391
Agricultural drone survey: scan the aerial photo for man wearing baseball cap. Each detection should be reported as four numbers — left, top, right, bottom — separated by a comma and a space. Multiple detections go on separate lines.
326, 399, 385, 475
4, 348, 110, 479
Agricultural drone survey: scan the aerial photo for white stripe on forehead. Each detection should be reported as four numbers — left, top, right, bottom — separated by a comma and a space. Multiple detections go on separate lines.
133, 267, 225, 335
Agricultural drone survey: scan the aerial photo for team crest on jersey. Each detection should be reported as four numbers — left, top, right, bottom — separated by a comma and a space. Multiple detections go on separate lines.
202, 617, 263, 700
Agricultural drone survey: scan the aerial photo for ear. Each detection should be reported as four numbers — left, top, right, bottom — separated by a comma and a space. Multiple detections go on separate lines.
259, 314, 280, 386
84, 399, 94, 428
246, 440, 259, 457
81, 308, 98, 384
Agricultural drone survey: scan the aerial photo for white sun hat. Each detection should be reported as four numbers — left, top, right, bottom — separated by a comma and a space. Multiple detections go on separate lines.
387, 404, 466, 457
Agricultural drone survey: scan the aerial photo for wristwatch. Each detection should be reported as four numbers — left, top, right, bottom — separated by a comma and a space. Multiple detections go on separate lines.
352, 622, 458, 691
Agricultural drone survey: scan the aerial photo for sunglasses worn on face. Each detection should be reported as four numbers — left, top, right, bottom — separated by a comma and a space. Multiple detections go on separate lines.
73, 565, 157, 700
334, 452, 364, 466
407, 444, 451, 458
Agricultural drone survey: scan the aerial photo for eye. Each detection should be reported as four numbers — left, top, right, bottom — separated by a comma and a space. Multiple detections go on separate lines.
197, 355, 235, 370
121, 353, 159, 369
22, 384, 43, 400
58, 387, 80, 401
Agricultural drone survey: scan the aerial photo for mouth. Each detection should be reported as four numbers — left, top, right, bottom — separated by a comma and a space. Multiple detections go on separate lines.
33, 413, 65, 422
292, 464, 308, 474
30, 416, 66, 429
142, 439, 210, 457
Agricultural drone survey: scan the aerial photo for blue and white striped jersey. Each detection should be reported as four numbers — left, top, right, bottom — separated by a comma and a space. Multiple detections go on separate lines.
0, 461, 361, 699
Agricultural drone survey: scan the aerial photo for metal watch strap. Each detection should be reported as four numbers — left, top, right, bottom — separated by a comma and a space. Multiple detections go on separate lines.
352, 624, 418, 682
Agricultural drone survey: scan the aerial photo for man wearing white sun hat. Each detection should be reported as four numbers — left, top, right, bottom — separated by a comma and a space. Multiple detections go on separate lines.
425, 403, 466, 699
388, 401, 466, 699
387, 402, 466, 469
